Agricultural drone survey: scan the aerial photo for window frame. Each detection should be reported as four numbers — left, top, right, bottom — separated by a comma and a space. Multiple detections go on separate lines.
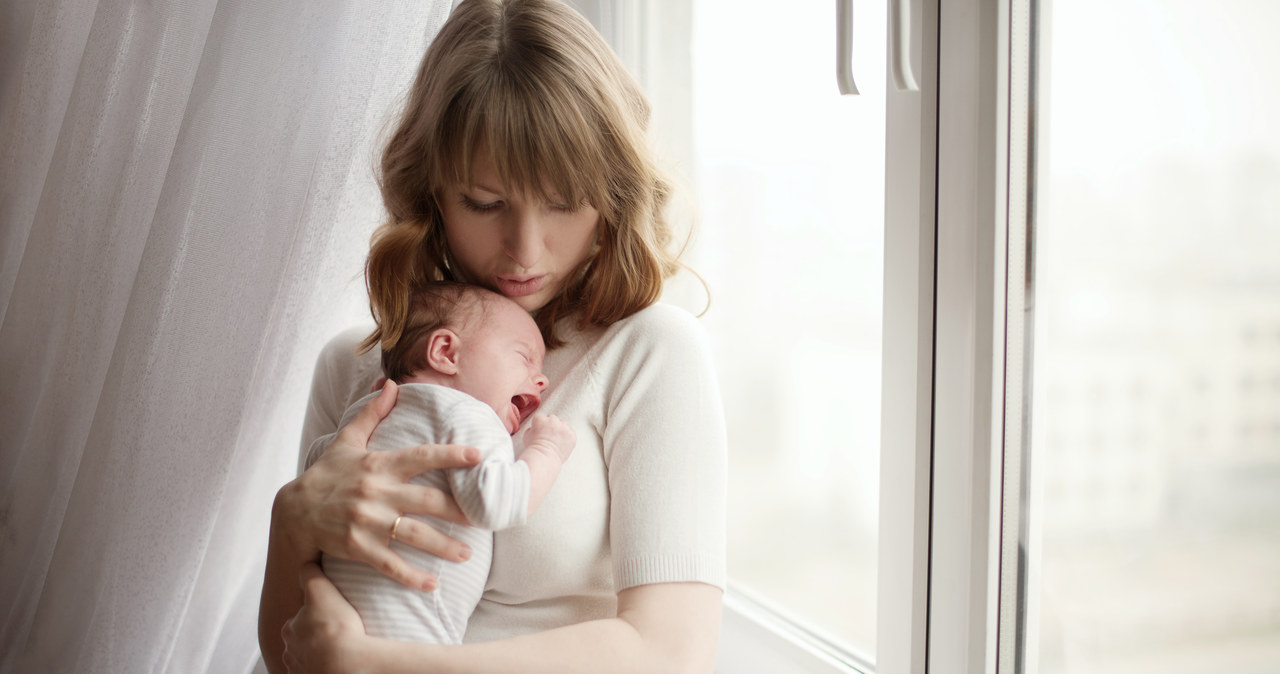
920, 0, 1035, 672
586, 0, 1033, 671
875, 0, 940, 669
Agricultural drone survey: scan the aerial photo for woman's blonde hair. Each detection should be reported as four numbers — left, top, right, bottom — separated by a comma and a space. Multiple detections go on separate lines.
362, 0, 682, 353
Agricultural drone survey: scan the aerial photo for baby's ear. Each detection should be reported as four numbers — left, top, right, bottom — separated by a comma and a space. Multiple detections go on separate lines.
425, 328, 461, 375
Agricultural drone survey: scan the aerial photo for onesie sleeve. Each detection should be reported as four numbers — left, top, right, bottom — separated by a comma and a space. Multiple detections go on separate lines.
439, 397, 531, 531
600, 304, 728, 591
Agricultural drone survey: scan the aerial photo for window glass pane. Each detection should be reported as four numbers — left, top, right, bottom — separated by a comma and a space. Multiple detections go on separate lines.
688, 0, 886, 657
1028, 2, 1280, 671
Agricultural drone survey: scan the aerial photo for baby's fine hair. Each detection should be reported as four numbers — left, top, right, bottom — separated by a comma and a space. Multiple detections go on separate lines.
381, 282, 497, 384
362, 0, 684, 356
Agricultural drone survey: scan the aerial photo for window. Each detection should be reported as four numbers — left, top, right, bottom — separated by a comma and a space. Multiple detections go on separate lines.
580, 0, 1028, 671
1019, 2, 1280, 671
575, 0, 907, 668
687, 0, 886, 661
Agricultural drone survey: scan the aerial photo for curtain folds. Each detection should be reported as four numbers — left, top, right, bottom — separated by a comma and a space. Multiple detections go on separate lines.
0, 1, 451, 671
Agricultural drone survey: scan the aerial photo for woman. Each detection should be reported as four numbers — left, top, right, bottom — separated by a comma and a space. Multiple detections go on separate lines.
257, 1, 727, 671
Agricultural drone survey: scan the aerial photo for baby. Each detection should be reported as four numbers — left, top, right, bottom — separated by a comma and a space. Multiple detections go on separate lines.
320, 282, 576, 644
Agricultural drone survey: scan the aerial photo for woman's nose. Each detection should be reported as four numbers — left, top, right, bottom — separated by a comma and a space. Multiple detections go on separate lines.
504, 210, 544, 269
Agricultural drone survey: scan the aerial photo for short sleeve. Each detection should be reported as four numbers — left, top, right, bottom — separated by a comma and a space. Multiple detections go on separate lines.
600, 304, 728, 591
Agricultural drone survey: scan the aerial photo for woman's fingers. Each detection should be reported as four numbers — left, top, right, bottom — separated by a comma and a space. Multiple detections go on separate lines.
384, 510, 473, 563
282, 563, 368, 673
339, 380, 399, 444
282, 646, 301, 674
299, 562, 343, 603
385, 443, 481, 480
361, 542, 441, 591
389, 480, 471, 526
298, 561, 368, 626
280, 383, 483, 587
356, 443, 476, 524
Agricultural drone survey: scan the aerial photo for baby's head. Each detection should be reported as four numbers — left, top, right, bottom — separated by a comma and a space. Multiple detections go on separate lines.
383, 282, 548, 434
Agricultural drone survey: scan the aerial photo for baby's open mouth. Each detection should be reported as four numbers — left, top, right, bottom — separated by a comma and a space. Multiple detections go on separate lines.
512, 393, 541, 423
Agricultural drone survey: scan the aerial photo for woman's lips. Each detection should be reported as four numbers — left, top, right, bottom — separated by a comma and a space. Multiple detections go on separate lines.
494, 275, 546, 298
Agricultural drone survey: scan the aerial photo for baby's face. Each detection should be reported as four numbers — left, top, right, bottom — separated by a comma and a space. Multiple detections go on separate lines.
452, 299, 549, 434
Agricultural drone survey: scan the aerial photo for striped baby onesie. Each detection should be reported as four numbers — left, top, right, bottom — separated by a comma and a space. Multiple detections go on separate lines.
320, 383, 530, 643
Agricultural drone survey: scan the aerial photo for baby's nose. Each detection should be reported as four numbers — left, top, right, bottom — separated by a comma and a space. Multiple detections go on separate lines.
533, 374, 549, 390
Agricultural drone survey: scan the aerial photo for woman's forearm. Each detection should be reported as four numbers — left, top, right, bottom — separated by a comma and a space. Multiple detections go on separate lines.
359, 583, 722, 674
372, 619, 651, 674
259, 485, 319, 674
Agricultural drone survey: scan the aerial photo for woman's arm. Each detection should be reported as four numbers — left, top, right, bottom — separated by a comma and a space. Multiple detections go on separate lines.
284, 566, 722, 674
279, 307, 727, 673
259, 382, 483, 674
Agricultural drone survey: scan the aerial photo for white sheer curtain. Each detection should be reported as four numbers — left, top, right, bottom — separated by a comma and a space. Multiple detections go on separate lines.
0, 1, 451, 671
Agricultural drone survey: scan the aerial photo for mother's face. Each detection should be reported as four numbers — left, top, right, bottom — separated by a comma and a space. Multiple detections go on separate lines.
438, 153, 599, 314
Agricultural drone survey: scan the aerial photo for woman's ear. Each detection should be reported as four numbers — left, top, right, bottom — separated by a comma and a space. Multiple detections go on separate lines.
425, 328, 461, 375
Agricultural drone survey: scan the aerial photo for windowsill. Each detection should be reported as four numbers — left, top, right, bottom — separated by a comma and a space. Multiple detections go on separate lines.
716, 584, 874, 674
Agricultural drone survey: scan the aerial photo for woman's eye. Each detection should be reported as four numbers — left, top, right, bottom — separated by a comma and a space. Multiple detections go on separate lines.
548, 197, 587, 214
460, 196, 500, 212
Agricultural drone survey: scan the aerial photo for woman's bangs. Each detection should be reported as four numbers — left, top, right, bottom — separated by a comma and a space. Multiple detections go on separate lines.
440, 77, 611, 214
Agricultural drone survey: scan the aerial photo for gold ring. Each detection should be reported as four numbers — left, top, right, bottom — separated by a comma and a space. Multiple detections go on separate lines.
390, 514, 405, 541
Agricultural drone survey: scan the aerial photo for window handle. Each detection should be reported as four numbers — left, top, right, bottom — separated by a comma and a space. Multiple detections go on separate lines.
891, 0, 920, 91
836, 0, 860, 95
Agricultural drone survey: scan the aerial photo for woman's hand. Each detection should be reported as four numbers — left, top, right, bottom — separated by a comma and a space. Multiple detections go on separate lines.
263, 381, 478, 673
281, 564, 370, 674
275, 380, 481, 589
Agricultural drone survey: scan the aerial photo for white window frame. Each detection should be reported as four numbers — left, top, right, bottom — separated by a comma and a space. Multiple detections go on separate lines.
908, 1, 1036, 673
896, 1, 1035, 673
585, 0, 1035, 671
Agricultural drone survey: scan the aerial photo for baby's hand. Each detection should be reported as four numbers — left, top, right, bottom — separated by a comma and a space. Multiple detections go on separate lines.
523, 415, 576, 463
